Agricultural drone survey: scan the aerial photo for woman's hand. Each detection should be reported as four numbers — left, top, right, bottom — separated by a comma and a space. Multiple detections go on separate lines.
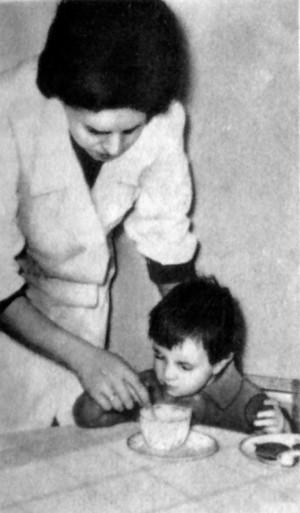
253, 398, 291, 434
75, 346, 149, 412
0, 295, 149, 413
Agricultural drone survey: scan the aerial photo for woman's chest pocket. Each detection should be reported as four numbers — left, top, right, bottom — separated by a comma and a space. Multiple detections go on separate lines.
18, 187, 104, 267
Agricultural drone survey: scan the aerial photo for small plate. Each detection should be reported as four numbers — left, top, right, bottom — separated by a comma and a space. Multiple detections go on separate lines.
240, 433, 300, 467
127, 426, 219, 461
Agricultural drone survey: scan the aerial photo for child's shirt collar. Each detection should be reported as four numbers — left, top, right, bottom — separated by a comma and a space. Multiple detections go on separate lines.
200, 361, 243, 410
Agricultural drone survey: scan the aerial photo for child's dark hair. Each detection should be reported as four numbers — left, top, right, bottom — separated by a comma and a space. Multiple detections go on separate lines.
149, 277, 239, 365
37, 0, 189, 117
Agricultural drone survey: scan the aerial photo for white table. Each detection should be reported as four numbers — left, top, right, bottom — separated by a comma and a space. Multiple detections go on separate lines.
0, 423, 299, 513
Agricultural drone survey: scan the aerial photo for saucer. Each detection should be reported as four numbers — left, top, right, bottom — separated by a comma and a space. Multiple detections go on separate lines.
127, 426, 219, 461
240, 433, 300, 467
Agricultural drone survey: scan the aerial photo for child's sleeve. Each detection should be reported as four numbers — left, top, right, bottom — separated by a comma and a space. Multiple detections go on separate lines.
223, 376, 291, 433
124, 102, 198, 268
199, 365, 272, 433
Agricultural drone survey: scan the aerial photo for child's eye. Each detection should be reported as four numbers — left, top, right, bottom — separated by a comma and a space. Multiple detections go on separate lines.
86, 127, 100, 135
179, 364, 193, 371
154, 352, 164, 360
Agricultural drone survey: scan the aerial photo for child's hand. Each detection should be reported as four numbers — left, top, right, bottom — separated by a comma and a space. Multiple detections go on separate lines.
253, 398, 290, 434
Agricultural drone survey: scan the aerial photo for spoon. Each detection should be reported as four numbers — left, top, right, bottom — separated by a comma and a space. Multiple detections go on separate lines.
147, 385, 158, 418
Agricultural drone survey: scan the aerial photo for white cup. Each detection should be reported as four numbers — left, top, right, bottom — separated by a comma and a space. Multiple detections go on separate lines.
140, 403, 192, 452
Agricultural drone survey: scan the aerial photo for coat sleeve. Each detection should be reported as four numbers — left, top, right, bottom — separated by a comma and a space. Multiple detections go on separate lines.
124, 102, 198, 265
0, 109, 26, 302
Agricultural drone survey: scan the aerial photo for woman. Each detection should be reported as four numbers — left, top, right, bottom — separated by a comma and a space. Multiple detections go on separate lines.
0, 0, 198, 433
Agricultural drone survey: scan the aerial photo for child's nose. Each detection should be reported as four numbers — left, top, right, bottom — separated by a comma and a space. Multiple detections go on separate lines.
164, 364, 177, 382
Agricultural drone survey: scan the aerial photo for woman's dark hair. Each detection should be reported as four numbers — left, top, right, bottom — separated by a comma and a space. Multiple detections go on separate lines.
149, 276, 239, 365
37, 0, 189, 117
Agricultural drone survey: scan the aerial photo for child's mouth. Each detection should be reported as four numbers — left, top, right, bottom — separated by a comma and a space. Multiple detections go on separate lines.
164, 384, 178, 394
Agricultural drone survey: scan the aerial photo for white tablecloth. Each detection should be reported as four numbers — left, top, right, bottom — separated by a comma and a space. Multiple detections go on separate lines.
0, 423, 299, 513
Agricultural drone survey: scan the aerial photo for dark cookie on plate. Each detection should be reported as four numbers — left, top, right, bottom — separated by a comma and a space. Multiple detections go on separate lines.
255, 442, 289, 461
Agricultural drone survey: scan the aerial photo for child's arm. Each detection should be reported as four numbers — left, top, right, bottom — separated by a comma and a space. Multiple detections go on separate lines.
253, 398, 292, 434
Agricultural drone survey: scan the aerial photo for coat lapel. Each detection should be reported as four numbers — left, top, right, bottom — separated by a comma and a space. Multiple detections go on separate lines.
17, 98, 111, 285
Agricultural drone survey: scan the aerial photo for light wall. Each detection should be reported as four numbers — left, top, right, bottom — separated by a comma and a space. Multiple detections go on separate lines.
0, 1, 56, 70
174, 0, 299, 378
0, 0, 299, 378
112, 0, 300, 379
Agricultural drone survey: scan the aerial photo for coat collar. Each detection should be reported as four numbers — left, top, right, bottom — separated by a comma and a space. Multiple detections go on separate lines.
30, 98, 86, 195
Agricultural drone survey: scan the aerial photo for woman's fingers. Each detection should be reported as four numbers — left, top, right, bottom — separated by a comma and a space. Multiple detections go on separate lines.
94, 394, 114, 411
96, 371, 147, 411
91, 377, 129, 411
102, 355, 149, 408
122, 370, 149, 406
110, 381, 135, 411
127, 380, 145, 405
109, 373, 149, 410
78, 347, 149, 411
103, 389, 126, 411
92, 384, 128, 412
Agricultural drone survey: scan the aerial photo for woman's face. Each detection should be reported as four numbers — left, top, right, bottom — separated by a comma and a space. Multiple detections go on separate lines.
64, 106, 147, 162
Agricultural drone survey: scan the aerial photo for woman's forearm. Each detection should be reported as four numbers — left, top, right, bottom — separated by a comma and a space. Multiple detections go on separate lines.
0, 295, 91, 373
0, 295, 149, 410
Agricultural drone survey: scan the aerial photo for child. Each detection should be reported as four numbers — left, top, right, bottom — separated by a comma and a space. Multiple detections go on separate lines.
73, 277, 291, 433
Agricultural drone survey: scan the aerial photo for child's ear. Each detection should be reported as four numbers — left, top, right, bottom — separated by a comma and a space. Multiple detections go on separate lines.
211, 353, 234, 376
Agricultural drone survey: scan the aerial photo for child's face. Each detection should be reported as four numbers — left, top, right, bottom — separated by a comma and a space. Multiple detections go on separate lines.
153, 338, 221, 398
65, 106, 147, 162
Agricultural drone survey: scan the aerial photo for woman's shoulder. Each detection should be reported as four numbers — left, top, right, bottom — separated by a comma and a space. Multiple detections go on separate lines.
166, 100, 186, 125
134, 100, 186, 161
150, 101, 186, 140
